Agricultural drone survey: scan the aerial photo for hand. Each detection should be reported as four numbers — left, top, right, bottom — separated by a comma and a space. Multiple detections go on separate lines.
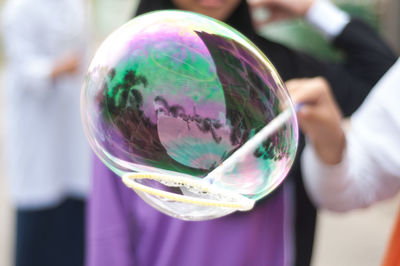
286, 77, 345, 165
51, 53, 81, 79
248, 0, 316, 25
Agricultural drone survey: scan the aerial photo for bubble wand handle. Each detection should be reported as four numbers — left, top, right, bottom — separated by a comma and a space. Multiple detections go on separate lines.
204, 106, 295, 182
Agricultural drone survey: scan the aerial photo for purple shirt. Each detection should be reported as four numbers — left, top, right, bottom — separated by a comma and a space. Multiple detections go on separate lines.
87, 157, 295, 266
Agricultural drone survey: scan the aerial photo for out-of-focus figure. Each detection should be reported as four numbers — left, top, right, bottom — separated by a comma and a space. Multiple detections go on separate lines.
1, 0, 91, 265
287, 57, 400, 266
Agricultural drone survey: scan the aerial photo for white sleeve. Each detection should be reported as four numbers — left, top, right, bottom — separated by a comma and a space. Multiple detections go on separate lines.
305, 0, 350, 40
1, 2, 53, 96
301, 58, 400, 212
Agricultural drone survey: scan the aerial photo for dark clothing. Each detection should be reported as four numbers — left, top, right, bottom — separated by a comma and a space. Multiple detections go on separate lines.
15, 199, 85, 266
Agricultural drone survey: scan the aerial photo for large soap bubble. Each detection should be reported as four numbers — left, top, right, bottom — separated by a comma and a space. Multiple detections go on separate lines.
81, 10, 298, 220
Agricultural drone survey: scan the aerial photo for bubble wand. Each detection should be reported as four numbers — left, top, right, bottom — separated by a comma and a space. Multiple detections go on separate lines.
204, 105, 298, 183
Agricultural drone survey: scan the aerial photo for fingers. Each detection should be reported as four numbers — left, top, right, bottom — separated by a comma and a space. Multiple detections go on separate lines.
248, 0, 297, 26
251, 10, 291, 26
285, 77, 345, 164
51, 54, 81, 78
286, 77, 330, 106
248, 0, 316, 16
285, 76, 337, 133
64, 56, 81, 74
296, 104, 318, 123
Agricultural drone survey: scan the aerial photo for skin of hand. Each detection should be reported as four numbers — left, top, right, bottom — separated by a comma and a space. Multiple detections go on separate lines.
51, 53, 81, 80
247, 0, 316, 25
171, 0, 241, 21
286, 77, 346, 165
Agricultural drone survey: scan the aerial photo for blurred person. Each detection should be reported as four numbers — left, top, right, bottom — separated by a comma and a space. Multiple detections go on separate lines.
286, 57, 400, 265
87, 1, 396, 266
1, 0, 92, 266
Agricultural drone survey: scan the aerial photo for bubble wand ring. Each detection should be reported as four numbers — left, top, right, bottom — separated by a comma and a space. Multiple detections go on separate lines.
122, 172, 255, 211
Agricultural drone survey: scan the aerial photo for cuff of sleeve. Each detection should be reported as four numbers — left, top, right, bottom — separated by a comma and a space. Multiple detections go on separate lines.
27, 57, 52, 80
303, 140, 349, 178
301, 137, 351, 208
305, 0, 350, 40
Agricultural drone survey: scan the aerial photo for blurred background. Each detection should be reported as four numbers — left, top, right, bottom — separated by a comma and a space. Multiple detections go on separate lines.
0, 0, 399, 265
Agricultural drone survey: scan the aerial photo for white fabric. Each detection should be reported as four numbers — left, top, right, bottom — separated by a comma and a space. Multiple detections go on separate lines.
1, 0, 92, 209
306, 0, 350, 40
302, 58, 400, 212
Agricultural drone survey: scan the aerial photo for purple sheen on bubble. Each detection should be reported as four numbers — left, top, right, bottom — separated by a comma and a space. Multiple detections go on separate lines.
81, 10, 298, 220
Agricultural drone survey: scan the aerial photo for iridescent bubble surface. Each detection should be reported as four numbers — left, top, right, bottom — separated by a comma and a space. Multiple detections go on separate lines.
81, 10, 298, 220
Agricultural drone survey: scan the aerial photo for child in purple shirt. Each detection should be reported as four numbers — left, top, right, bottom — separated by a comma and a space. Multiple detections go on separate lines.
86, 1, 396, 265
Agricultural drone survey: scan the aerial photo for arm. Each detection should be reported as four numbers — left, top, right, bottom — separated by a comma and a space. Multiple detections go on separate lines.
2, 3, 82, 96
308, 1, 397, 110
249, 0, 397, 115
50, 54, 81, 80
248, 0, 348, 36
302, 0, 396, 114
86, 157, 136, 266
288, 60, 400, 211
2, 5, 53, 96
